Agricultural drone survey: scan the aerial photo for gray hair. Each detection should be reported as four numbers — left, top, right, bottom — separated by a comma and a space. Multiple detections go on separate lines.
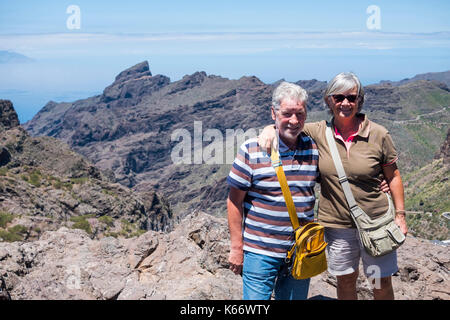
272, 81, 308, 111
324, 72, 365, 112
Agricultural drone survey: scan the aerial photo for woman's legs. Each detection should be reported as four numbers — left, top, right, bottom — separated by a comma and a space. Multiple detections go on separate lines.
325, 227, 398, 300
372, 276, 394, 300
336, 272, 394, 300
325, 228, 360, 300
336, 271, 359, 300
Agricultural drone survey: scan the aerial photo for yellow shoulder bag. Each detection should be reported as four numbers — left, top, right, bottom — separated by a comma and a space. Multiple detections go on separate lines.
270, 147, 327, 279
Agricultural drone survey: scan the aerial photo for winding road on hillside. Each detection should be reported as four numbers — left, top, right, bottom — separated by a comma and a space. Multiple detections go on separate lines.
406, 211, 450, 220
393, 106, 448, 124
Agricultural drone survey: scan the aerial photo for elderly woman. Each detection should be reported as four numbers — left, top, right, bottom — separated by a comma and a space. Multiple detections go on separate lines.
258, 72, 407, 300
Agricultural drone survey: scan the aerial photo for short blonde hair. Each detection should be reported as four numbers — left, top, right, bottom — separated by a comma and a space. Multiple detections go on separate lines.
324, 72, 365, 112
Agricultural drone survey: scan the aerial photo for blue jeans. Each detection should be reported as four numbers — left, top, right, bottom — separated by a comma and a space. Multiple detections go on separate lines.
242, 251, 310, 300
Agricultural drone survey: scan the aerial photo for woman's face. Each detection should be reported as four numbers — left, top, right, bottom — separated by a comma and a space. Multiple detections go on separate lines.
327, 86, 359, 122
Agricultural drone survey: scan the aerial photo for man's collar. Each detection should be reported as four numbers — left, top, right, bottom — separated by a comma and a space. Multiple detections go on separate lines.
278, 132, 303, 152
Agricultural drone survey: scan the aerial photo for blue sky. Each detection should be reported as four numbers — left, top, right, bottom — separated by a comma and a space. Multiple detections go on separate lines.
2, 0, 449, 33
0, 0, 449, 122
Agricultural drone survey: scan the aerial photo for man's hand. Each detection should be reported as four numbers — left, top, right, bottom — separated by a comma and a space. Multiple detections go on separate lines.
227, 187, 247, 276
229, 248, 244, 275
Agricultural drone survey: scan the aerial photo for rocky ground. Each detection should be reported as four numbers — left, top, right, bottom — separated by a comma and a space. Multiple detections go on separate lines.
0, 211, 241, 300
1, 211, 448, 300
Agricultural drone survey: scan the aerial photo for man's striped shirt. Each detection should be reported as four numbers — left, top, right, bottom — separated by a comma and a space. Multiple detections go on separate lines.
227, 133, 319, 258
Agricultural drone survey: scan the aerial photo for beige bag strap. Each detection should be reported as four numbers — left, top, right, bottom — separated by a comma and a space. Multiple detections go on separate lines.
325, 122, 364, 219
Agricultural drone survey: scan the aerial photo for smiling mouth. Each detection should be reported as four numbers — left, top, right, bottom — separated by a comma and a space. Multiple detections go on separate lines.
338, 107, 353, 114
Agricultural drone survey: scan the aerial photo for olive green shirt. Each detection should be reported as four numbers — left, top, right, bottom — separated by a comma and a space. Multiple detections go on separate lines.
304, 114, 398, 228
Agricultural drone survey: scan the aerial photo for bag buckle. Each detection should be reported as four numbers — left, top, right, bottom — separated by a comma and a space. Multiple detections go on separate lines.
338, 176, 348, 184
350, 205, 363, 218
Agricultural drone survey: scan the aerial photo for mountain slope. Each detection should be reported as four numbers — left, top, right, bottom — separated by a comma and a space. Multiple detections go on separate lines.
23, 62, 450, 218
381, 70, 450, 88
402, 128, 450, 240
0, 100, 173, 242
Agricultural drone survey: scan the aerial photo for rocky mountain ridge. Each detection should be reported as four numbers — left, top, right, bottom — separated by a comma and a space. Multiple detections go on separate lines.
0, 100, 173, 243
23, 63, 450, 220
380, 70, 450, 88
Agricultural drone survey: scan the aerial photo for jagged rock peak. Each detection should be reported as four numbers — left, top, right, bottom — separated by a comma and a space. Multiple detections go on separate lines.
0, 100, 20, 132
176, 71, 210, 87
115, 61, 152, 83
167, 71, 208, 94
101, 61, 170, 104
295, 79, 328, 91
181, 71, 207, 80
238, 75, 265, 84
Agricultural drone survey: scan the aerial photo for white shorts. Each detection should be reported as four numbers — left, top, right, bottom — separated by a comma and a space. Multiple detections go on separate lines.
324, 227, 398, 278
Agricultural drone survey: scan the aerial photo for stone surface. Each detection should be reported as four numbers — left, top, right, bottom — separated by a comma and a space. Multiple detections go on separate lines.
1, 211, 448, 300
0, 211, 242, 300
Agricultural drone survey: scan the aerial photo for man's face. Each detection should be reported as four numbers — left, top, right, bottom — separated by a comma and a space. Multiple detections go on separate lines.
271, 98, 307, 145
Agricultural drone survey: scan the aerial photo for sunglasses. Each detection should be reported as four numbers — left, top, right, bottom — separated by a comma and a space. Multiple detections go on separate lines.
331, 94, 358, 103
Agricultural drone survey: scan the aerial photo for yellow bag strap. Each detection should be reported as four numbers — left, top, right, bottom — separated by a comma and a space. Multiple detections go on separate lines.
270, 147, 300, 230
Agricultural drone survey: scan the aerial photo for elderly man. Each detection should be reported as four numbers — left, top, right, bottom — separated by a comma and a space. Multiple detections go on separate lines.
226, 81, 319, 300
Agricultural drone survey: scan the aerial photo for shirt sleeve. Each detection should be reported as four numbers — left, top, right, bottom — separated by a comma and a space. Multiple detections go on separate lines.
226, 141, 253, 191
303, 121, 321, 141
381, 131, 398, 166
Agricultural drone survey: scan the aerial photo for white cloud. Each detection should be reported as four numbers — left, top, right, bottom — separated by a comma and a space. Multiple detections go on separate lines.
0, 31, 449, 58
